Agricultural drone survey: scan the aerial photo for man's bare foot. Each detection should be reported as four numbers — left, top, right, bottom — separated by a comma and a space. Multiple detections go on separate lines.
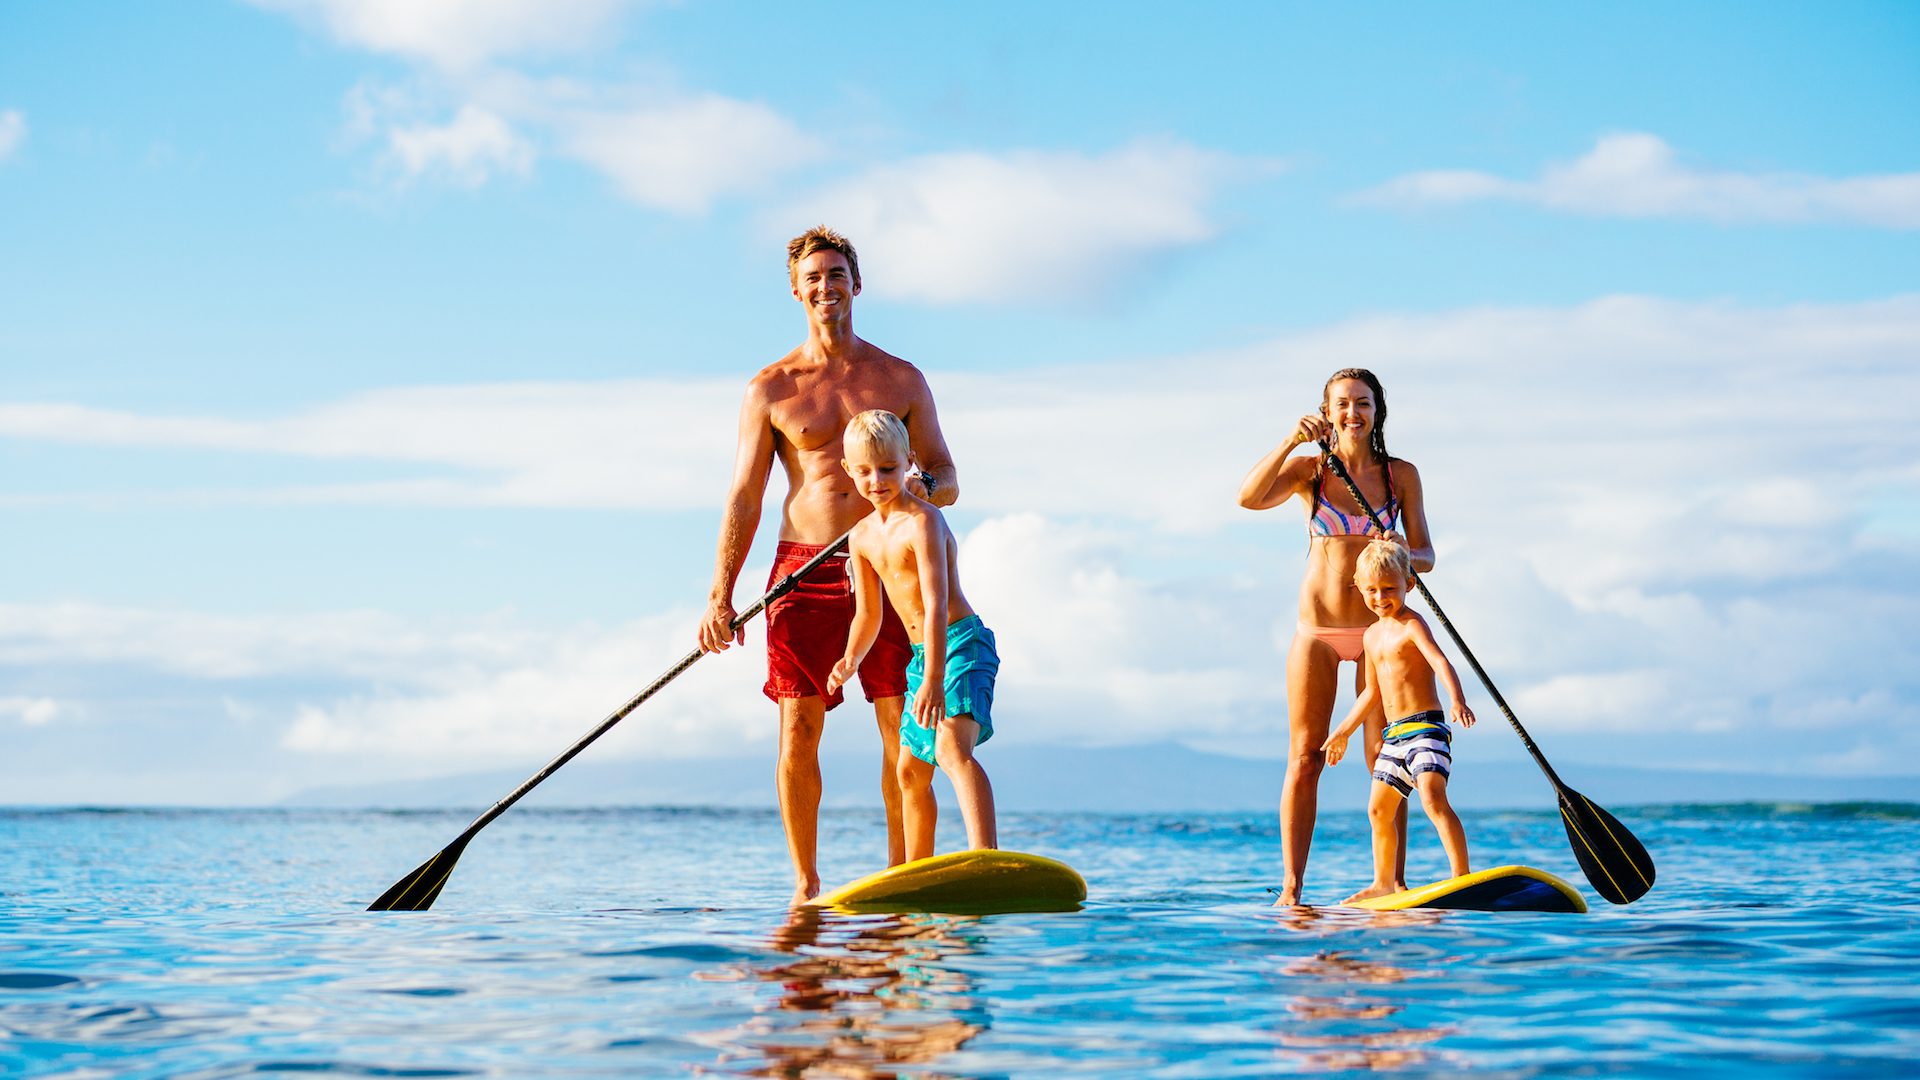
1272, 885, 1302, 907
789, 878, 821, 906
1342, 882, 1404, 904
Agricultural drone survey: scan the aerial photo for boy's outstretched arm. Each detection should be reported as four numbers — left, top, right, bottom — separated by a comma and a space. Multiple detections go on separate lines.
827, 543, 884, 695
1409, 616, 1475, 729
1323, 656, 1381, 765
911, 517, 951, 731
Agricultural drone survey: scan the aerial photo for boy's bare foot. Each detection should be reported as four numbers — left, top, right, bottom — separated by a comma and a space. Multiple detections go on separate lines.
789, 878, 821, 906
1342, 882, 1404, 904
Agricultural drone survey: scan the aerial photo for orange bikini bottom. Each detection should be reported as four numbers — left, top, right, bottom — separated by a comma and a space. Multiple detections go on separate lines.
1296, 622, 1367, 663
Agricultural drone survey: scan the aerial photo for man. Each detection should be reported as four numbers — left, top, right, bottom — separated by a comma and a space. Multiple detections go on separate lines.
698, 226, 959, 904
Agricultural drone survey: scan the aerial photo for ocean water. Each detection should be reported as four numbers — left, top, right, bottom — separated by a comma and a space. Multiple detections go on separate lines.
3, 803, 1917, 1077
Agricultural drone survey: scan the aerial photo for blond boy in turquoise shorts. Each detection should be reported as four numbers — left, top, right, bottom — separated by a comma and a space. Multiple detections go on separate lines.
828, 410, 999, 861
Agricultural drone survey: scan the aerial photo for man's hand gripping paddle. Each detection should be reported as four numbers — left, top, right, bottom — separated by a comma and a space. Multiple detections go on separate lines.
367, 532, 854, 911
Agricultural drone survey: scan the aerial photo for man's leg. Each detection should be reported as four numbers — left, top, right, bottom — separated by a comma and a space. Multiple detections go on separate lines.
777, 695, 827, 904
871, 695, 906, 866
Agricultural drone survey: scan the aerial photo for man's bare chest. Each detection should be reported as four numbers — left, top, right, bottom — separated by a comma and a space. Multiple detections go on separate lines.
772, 385, 907, 454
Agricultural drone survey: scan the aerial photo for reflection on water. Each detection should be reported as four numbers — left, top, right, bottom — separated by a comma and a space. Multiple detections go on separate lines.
698, 906, 990, 1077
9, 807, 1916, 1076
1262, 905, 1454, 1072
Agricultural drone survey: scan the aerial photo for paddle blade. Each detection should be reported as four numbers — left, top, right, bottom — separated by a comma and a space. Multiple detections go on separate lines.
368, 836, 470, 912
1558, 788, 1655, 905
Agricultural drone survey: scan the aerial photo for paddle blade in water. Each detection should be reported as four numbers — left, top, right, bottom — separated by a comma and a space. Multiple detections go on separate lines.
368, 837, 470, 912
1558, 788, 1655, 904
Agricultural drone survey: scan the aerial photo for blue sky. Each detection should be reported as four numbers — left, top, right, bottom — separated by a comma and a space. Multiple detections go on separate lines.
3, 1, 1918, 804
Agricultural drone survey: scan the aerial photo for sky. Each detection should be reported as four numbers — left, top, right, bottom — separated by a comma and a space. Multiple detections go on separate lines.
2, 1, 1918, 805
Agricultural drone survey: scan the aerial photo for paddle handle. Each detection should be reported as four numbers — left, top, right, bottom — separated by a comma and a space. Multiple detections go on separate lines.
447, 531, 855, 844
1317, 446, 1565, 790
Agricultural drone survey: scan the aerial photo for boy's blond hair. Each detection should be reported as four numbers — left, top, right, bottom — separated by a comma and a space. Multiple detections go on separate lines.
787, 225, 860, 288
1354, 537, 1412, 582
844, 409, 911, 462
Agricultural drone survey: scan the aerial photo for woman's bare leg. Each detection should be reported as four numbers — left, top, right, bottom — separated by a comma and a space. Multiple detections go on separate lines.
1276, 633, 1341, 905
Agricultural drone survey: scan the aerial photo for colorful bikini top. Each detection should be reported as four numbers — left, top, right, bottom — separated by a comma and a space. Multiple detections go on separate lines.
1308, 458, 1399, 537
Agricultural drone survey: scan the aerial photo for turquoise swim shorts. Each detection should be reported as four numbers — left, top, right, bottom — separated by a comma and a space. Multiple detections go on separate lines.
901, 614, 999, 765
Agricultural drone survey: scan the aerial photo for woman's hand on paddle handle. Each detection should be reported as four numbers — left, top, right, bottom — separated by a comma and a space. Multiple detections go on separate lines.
1290, 414, 1330, 448
697, 597, 744, 652
913, 682, 945, 730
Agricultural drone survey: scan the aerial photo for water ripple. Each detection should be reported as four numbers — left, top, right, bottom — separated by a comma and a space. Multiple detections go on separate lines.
3, 806, 1918, 1077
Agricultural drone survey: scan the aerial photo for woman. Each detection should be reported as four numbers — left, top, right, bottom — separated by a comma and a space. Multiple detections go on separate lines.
1237, 368, 1434, 905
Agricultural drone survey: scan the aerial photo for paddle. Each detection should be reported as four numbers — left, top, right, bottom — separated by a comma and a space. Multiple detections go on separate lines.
1319, 445, 1656, 905
367, 531, 855, 911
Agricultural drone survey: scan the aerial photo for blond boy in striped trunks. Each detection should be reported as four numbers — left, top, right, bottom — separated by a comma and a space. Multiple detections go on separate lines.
1322, 539, 1476, 904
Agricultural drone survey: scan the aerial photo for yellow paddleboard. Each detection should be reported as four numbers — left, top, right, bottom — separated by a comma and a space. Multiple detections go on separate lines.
811, 850, 1086, 914
1348, 865, 1587, 913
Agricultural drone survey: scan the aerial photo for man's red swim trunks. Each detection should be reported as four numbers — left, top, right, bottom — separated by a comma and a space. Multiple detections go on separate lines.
763, 539, 911, 707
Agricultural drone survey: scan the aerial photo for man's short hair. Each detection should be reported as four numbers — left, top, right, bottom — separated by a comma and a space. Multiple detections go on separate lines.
844, 409, 910, 462
787, 225, 861, 289
1355, 538, 1412, 582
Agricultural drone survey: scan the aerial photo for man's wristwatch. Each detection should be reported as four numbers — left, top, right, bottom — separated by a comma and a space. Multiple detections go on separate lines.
919, 471, 938, 495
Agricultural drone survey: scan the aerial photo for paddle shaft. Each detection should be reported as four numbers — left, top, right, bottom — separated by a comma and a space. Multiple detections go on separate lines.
1316, 445, 1564, 788
436, 531, 854, 851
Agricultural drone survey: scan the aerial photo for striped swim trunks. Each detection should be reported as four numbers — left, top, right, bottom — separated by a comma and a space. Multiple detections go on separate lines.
1371, 709, 1452, 797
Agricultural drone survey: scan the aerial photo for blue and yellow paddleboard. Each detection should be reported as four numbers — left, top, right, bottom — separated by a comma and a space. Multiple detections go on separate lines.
811, 850, 1086, 914
1348, 865, 1587, 913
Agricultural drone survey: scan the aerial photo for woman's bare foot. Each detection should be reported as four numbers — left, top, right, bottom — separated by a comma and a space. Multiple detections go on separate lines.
1342, 881, 1405, 904
1272, 876, 1306, 906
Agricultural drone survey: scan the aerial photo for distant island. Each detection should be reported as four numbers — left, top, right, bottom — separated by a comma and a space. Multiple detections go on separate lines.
280, 742, 1920, 812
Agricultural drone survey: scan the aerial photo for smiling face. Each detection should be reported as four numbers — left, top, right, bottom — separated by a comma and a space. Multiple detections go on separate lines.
1354, 564, 1406, 619
791, 249, 859, 327
1322, 377, 1378, 447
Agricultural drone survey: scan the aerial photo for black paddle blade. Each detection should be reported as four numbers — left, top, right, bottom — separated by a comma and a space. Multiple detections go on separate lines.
368, 836, 470, 912
1558, 788, 1655, 905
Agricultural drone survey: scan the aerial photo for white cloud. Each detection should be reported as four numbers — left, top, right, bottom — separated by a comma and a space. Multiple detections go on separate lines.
279, 606, 770, 761
8, 293, 1920, 541
279, 514, 1289, 764
780, 139, 1273, 305
961, 515, 1283, 745
250, 0, 638, 69
9, 293, 1920, 773
333, 71, 824, 207
0, 696, 62, 727
0, 379, 740, 509
387, 105, 533, 186
0, 601, 537, 682
0, 109, 23, 162
1356, 132, 1920, 228
1507, 670, 1669, 731
0, 519, 1284, 767
561, 96, 827, 213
